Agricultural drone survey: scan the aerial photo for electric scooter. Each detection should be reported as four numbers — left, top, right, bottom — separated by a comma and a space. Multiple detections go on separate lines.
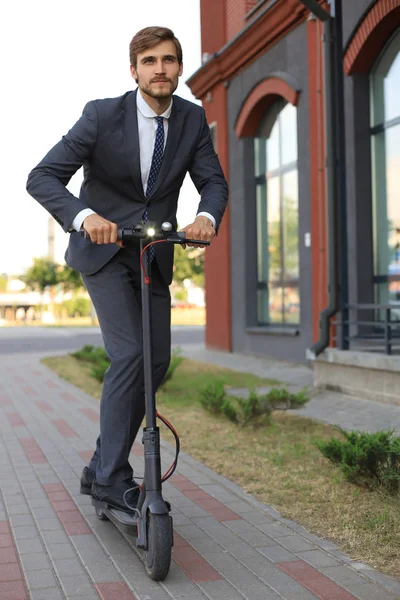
84, 222, 209, 581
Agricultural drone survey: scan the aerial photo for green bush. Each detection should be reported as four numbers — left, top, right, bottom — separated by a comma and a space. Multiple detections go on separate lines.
71, 345, 186, 386
71, 345, 109, 364
91, 359, 110, 382
237, 391, 272, 427
63, 297, 91, 317
199, 380, 226, 414
221, 398, 239, 423
161, 348, 185, 387
317, 427, 400, 492
199, 383, 310, 428
267, 386, 310, 408
199, 385, 272, 427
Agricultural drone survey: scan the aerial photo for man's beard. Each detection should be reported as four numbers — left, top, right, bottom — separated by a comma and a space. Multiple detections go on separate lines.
136, 75, 178, 99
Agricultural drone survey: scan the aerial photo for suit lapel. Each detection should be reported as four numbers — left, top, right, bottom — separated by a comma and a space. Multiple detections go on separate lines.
122, 90, 144, 198
147, 100, 184, 199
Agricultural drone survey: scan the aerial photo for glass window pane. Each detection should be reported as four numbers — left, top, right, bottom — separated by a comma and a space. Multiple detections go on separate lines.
384, 51, 400, 122
267, 120, 280, 172
371, 31, 400, 125
269, 285, 283, 324
282, 170, 299, 282
256, 183, 269, 324
280, 104, 298, 165
267, 176, 281, 283
283, 286, 300, 324
386, 124, 400, 277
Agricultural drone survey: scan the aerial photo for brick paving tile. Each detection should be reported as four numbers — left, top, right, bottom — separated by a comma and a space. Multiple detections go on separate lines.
0, 520, 29, 599
60, 392, 78, 403
278, 560, 359, 600
80, 408, 100, 423
95, 581, 137, 599
172, 533, 223, 583
8, 412, 25, 427
36, 401, 53, 413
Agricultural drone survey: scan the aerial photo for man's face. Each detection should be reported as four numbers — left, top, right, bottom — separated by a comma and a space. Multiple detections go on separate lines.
130, 40, 183, 100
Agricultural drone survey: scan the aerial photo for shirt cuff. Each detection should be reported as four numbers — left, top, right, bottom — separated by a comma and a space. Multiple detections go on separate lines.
72, 208, 96, 232
197, 212, 216, 229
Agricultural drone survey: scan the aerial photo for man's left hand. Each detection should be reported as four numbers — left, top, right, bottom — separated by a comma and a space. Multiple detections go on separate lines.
180, 216, 215, 248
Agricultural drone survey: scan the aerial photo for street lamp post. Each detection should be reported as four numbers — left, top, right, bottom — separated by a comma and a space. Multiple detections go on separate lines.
301, 0, 349, 358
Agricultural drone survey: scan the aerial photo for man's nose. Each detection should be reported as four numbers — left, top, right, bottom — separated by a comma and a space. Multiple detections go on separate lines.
155, 60, 166, 73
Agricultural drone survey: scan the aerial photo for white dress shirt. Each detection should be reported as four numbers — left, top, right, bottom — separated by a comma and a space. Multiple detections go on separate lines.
72, 91, 216, 231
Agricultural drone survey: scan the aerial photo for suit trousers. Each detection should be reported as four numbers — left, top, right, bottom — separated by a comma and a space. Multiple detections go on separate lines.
81, 245, 171, 486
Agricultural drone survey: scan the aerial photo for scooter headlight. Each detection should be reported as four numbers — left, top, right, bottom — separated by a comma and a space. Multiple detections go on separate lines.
147, 227, 155, 237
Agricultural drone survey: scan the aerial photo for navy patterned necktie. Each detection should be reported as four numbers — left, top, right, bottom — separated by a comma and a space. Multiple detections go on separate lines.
143, 115, 164, 261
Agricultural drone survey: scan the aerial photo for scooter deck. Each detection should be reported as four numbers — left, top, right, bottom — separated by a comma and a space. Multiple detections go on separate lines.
91, 498, 138, 535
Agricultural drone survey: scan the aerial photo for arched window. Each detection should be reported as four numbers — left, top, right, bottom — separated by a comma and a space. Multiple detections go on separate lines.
254, 100, 299, 325
370, 29, 400, 305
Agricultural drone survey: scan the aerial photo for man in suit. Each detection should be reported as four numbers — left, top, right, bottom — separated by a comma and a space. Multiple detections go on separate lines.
26, 26, 228, 514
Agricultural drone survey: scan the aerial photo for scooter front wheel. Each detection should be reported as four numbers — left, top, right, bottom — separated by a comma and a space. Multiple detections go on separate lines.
145, 513, 173, 581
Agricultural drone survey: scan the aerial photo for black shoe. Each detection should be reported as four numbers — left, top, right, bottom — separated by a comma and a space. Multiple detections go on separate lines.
91, 478, 140, 514
80, 466, 95, 495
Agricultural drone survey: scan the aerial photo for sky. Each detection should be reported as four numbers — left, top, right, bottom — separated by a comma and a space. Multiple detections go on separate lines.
1, 0, 202, 275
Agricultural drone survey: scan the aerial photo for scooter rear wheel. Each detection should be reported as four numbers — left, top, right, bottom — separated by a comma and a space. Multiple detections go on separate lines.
145, 513, 172, 581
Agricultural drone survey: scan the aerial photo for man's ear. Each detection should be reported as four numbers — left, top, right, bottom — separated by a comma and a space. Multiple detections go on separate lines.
130, 64, 138, 82
178, 62, 183, 77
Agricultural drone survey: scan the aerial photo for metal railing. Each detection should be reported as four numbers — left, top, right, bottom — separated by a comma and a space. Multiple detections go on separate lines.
333, 303, 400, 355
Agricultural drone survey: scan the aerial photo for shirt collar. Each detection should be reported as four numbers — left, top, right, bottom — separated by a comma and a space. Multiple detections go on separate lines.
136, 89, 173, 119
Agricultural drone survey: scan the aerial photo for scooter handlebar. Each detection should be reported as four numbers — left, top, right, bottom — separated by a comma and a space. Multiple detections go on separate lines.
81, 223, 210, 246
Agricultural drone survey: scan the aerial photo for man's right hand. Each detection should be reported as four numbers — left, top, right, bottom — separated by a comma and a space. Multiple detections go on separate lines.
82, 214, 123, 247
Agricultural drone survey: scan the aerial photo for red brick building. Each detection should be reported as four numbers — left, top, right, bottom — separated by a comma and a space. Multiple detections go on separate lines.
187, 0, 400, 362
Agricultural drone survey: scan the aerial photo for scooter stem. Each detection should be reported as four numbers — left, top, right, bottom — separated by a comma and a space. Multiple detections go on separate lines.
140, 239, 162, 496
140, 239, 156, 429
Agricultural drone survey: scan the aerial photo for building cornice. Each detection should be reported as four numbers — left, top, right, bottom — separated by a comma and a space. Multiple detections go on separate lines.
187, 0, 318, 98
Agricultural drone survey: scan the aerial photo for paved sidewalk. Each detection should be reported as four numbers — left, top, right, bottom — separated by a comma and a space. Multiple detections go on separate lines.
0, 351, 399, 600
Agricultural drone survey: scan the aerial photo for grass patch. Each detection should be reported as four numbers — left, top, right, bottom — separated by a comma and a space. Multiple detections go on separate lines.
42, 354, 400, 577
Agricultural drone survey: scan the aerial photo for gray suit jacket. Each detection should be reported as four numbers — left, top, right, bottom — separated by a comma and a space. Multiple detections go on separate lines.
26, 90, 228, 284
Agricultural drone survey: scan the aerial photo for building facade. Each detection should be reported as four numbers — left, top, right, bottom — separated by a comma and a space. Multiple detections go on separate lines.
187, 0, 400, 363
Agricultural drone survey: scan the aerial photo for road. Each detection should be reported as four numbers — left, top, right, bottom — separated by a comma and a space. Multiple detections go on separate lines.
0, 325, 204, 355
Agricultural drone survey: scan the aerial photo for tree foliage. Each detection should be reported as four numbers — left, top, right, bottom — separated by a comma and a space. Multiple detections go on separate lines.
23, 258, 84, 293
173, 246, 205, 287
57, 265, 84, 292
23, 258, 59, 292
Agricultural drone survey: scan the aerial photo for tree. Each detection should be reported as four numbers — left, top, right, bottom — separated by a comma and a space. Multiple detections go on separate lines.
173, 245, 205, 288
22, 257, 59, 318
57, 265, 84, 292
23, 258, 58, 292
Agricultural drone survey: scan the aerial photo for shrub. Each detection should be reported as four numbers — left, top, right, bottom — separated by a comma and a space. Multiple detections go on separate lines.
199, 385, 271, 427
237, 391, 272, 427
71, 345, 186, 386
161, 348, 185, 387
91, 359, 110, 382
267, 387, 310, 409
317, 427, 400, 492
71, 345, 109, 364
199, 380, 226, 414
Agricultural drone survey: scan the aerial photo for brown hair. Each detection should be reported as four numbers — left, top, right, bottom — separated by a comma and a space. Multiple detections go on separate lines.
129, 26, 183, 68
